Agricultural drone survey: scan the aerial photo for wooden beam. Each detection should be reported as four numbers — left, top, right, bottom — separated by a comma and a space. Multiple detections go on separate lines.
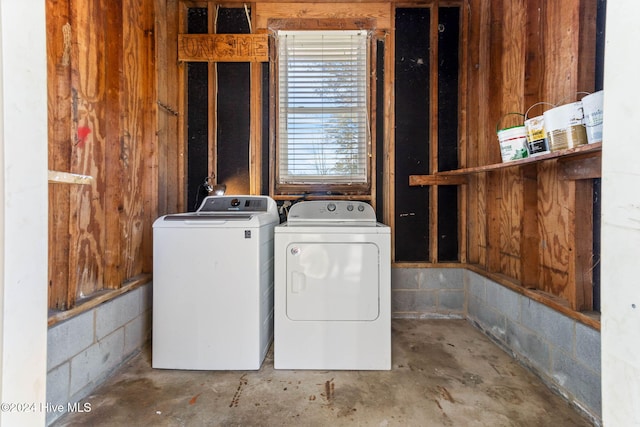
558, 155, 601, 180
256, 3, 392, 30
178, 33, 269, 62
46, 0, 73, 310
429, 6, 439, 264
384, 18, 394, 259
572, 179, 594, 311
521, 163, 539, 289
69, 0, 108, 304
48, 170, 94, 185
104, 0, 123, 291
465, 264, 600, 331
409, 174, 468, 186
48, 274, 151, 327
250, 10, 263, 194
155, 0, 181, 215
486, 170, 501, 273
266, 17, 376, 31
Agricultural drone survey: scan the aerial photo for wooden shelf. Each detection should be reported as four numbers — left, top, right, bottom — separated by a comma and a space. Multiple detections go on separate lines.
408, 141, 602, 314
410, 142, 601, 185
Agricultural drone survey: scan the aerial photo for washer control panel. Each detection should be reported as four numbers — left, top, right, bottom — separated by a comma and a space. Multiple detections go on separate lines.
287, 200, 376, 223
197, 196, 268, 213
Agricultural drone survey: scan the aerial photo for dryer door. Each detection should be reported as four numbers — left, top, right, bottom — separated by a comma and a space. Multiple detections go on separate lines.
285, 242, 380, 321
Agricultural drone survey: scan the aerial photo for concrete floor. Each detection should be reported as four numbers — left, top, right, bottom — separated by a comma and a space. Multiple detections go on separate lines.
53, 319, 593, 426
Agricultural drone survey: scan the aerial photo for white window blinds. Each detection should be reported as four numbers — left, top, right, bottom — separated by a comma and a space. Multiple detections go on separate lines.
277, 30, 369, 184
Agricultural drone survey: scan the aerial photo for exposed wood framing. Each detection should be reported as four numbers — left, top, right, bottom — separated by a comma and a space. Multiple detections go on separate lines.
463, 0, 599, 312
429, 6, 439, 264
156, 0, 182, 215
457, 2, 469, 263
256, 3, 392, 30
46, 0, 155, 310
48, 171, 94, 185
46, 0, 600, 326
47, 0, 74, 310
250, 21, 263, 195
383, 23, 394, 252
208, 3, 217, 193
520, 163, 539, 289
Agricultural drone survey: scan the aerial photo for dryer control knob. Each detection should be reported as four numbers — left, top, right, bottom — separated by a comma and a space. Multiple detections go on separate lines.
291, 247, 301, 256
347, 204, 354, 211
358, 205, 365, 212
327, 203, 336, 212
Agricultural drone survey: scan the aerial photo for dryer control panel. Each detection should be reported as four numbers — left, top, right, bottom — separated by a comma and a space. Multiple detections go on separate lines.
287, 200, 376, 223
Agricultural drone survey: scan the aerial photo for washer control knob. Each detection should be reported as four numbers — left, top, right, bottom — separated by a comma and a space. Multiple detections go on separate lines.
358, 204, 365, 212
347, 204, 354, 212
231, 198, 241, 207
327, 203, 336, 212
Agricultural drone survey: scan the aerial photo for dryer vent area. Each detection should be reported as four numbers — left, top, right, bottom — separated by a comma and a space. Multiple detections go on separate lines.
52, 320, 591, 427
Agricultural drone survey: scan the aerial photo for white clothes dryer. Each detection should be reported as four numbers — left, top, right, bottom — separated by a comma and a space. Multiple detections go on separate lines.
152, 195, 279, 370
274, 200, 391, 370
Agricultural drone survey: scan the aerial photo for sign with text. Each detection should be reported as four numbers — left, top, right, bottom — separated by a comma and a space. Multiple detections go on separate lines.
178, 34, 269, 62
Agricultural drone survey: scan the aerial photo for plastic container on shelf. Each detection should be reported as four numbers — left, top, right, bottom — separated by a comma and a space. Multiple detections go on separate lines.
524, 102, 554, 156
582, 90, 604, 144
496, 113, 529, 162
544, 93, 589, 151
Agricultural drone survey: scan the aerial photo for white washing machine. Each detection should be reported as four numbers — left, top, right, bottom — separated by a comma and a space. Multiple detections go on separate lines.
152, 195, 279, 370
274, 200, 391, 370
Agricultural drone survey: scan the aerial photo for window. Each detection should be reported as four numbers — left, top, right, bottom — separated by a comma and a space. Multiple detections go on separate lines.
277, 30, 370, 189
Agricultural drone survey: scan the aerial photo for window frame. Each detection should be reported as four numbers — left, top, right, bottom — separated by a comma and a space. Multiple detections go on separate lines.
271, 22, 378, 198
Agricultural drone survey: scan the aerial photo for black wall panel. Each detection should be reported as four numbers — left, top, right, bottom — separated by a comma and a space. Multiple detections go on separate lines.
437, 7, 460, 261
186, 8, 209, 210
216, 8, 251, 195
394, 8, 431, 261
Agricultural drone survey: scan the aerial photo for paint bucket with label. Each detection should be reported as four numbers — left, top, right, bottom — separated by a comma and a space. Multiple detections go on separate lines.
524, 102, 554, 156
496, 113, 529, 162
543, 96, 588, 151
582, 90, 604, 144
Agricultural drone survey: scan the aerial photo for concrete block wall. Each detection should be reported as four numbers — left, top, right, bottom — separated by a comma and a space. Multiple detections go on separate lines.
46, 283, 152, 425
392, 267, 465, 318
465, 270, 601, 424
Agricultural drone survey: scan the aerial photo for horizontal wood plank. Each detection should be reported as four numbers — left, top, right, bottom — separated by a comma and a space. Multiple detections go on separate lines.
178, 34, 269, 62
257, 3, 392, 30
465, 264, 600, 330
558, 155, 602, 180
408, 174, 469, 186
48, 170, 94, 185
47, 274, 151, 327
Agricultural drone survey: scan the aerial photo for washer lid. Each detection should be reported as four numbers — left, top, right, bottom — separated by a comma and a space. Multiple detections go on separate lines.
286, 200, 377, 225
